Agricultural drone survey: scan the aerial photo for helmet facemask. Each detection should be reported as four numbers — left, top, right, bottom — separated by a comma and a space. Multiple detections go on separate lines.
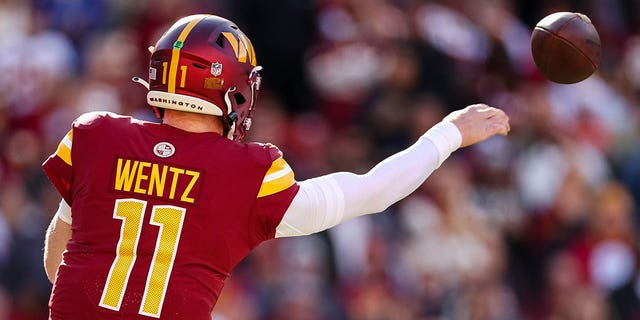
226, 65, 262, 140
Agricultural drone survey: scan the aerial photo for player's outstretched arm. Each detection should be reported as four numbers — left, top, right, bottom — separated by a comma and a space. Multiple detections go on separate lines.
276, 104, 509, 237
44, 200, 72, 284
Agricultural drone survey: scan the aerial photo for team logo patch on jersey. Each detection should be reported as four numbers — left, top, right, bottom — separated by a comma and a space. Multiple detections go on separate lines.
211, 62, 223, 76
153, 142, 175, 158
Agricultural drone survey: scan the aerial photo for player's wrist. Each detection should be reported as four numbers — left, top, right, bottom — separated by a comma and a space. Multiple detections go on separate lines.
422, 121, 462, 167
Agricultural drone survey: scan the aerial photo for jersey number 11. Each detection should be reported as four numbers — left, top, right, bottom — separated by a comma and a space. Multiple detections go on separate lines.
99, 198, 186, 318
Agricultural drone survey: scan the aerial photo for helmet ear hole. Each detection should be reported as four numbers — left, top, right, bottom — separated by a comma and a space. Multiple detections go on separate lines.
233, 93, 246, 105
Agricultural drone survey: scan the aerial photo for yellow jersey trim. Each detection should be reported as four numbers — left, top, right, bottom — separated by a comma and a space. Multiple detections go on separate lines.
55, 130, 73, 166
257, 156, 295, 198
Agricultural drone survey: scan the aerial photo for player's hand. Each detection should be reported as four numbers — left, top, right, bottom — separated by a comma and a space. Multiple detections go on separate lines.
443, 104, 510, 147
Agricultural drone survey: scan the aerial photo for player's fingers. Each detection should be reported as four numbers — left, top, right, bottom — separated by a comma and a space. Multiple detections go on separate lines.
496, 112, 510, 130
500, 124, 510, 135
464, 104, 493, 115
473, 104, 494, 113
501, 112, 511, 132
485, 107, 507, 118
489, 110, 510, 130
491, 122, 510, 136
489, 115, 510, 136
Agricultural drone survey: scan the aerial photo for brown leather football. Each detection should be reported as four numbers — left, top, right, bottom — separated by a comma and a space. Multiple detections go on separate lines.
531, 12, 601, 84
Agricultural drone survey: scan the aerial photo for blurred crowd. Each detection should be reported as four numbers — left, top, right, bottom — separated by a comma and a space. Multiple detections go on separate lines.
1, 0, 640, 319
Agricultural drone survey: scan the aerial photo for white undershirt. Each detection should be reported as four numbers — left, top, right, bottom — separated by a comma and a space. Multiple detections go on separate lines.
55, 199, 72, 225
55, 121, 462, 238
275, 121, 462, 237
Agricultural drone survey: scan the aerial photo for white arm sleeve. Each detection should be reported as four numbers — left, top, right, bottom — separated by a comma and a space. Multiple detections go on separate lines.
276, 121, 462, 237
55, 199, 72, 225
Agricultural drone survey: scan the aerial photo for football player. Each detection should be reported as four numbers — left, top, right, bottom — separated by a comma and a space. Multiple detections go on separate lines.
42, 14, 510, 319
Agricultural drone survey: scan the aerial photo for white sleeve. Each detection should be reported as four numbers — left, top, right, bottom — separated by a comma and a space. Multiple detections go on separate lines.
55, 199, 72, 225
276, 121, 462, 238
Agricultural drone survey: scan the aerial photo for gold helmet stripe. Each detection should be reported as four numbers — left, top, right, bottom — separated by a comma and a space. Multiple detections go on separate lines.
222, 32, 257, 66
167, 16, 207, 93
222, 32, 239, 59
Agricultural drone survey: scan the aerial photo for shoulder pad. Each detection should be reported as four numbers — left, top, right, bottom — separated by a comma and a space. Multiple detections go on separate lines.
246, 142, 283, 161
73, 112, 130, 129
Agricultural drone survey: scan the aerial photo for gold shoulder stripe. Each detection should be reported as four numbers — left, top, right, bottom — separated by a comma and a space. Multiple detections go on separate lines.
264, 157, 287, 177
257, 157, 295, 198
55, 130, 73, 165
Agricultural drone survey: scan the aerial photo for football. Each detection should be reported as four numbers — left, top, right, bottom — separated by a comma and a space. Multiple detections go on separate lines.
530, 12, 601, 84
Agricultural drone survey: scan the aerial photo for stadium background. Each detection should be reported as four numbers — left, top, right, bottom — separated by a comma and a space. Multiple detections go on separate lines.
1, 0, 640, 319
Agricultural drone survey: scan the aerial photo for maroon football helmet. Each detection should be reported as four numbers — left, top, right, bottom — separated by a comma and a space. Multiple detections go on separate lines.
144, 14, 262, 140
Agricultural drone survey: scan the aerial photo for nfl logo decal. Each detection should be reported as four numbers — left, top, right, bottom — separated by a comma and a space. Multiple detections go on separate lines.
211, 62, 223, 77
153, 142, 175, 158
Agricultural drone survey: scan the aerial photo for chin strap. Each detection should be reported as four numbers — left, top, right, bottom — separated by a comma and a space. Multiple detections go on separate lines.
132, 76, 164, 119
132, 76, 165, 119
132, 77, 150, 89
225, 123, 236, 139
223, 87, 238, 139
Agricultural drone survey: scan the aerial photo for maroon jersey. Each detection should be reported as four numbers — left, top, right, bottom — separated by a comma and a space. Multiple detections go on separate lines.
42, 112, 299, 319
